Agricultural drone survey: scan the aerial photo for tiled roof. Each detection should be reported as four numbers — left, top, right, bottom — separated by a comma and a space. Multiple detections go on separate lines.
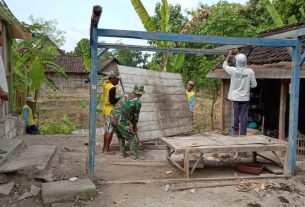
46, 56, 89, 74
243, 22, 305, 65
98, 58, 120, 75
214, 22, 305, 69
99, 58, 120, 70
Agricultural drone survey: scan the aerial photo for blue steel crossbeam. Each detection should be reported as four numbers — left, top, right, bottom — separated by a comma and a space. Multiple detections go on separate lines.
98, 43, 228, 55
98, 29, 297, 47
88, 5, 305, 180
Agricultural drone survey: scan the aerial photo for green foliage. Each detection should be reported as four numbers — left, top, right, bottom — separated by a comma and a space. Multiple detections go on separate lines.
112, 49, 150, 68
72, 38, 91, 70
201, 2, 257, 38
25, 15, 66, 47
131, 0, 156, 32
132, 1, 188, 71
239, 0, 274, 32
273, 0, 305, 23
262, 0, 284, 27
12, 33, 67, 95
40, 115, 77, 135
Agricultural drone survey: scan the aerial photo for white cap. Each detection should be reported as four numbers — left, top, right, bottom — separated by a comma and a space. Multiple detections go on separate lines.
26, 97, 35, 103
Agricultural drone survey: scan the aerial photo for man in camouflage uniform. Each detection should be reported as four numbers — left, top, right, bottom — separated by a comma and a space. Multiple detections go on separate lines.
110, 84, 145, 160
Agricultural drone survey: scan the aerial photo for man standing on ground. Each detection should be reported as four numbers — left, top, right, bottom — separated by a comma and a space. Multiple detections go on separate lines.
22, 97, 39, 135
223, 50, 257, 136
102, 75, 120, 153
186, 80, 195, 112
110, 84, 145, 160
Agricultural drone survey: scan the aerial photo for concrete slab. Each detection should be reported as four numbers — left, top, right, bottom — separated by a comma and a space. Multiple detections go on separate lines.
0, 139, 23, 166
41, 178, 96, 204
0, 182, 14, 195
0, 145, 56, 173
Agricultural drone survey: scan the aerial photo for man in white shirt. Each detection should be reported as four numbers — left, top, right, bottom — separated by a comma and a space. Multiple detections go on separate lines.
223, 50, 257, 136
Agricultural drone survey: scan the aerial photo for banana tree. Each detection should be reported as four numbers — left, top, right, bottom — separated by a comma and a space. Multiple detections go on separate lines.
262, 0, 285, 27
12, 34, 67, 111
131, 0, 184, 72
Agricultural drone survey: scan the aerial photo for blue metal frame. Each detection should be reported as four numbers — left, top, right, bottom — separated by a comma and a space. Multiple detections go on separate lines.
88, 6, 101, 180
99, 43, 228, 55
89, 5, 304, 179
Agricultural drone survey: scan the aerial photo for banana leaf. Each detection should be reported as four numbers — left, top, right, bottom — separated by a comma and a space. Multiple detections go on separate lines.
262, 0, 284, 27
131, 0, 156, 32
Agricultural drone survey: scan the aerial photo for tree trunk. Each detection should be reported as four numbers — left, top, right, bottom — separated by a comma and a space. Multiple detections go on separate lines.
162, 53, 169, 72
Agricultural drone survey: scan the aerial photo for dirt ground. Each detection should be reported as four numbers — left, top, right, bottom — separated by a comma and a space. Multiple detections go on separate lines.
1, 134, 305, 207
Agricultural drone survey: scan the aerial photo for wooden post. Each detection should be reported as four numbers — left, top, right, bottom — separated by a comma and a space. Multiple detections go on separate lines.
184, 148, 190, 178
279, 79, 287, 140
220, 80, 225, 132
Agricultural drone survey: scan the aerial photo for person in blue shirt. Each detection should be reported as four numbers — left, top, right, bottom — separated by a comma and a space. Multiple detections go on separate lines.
22, 97, 39, 135
186, 81, 195, 112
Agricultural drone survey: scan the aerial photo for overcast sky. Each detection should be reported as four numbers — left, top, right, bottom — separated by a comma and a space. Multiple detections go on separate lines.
7, 0, 248, 52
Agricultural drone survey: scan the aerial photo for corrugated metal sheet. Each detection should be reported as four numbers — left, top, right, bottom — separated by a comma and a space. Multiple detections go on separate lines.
208, 62, 305, 79
117, 65, 193, 141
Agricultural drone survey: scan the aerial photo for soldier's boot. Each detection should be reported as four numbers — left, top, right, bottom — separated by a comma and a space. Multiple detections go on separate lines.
130, 139, 139, 160
118, 138, 126, 157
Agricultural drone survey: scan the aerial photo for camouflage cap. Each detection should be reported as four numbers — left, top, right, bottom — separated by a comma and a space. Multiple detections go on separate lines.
133, 84, 145, 95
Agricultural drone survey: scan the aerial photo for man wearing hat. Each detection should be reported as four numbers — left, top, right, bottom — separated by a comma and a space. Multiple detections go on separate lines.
22, 97, 39, 135
110, 84, 145, 160
186, 80, 195, 112
102, 75, 120, 153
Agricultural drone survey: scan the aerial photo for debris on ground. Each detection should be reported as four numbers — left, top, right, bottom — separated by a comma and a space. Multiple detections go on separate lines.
69, 177, 78, 182
190, 188, 197, 194
18, 191, 33, 200
164, 184, 171, 192
247, 203, 262, 207
278, 196, 290, 204
30, 185, 41, 196
0, 182, 14, 195
166, 170, 172, 174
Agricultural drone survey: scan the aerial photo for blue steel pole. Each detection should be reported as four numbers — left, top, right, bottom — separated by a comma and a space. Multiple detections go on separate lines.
287, 37, 301, 175
88, 20, 99, 181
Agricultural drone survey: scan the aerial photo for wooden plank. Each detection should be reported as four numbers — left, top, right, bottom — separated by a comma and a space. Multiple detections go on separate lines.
139, 111, 192, 121
124, 86, 186, 95
118, 65, 182, 80
139, 118, 193, 131
101, 174, 290, 185
138, 130, 164, 140
184, 148, 190, 178
264, 164, 284, 174
163, 125, 194, 137
110, 161, 169, 167
140, 102, 189, 112
120, 71, 183, 81
221, 80, 225, 131
279, 79, 288, 140
140, 94, 187, 103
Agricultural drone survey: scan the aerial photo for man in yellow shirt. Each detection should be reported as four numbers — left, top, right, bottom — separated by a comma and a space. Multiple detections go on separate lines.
22, 97, 39, 135
102, 75, 120, 152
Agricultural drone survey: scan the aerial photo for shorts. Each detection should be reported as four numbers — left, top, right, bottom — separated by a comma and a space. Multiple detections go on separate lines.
104, 116, 113, 133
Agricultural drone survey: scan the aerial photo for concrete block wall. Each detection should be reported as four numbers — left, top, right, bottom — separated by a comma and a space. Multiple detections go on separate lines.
0, 115, 23, 139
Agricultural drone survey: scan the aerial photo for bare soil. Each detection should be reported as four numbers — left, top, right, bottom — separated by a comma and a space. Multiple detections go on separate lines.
1, 134, 305, 207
